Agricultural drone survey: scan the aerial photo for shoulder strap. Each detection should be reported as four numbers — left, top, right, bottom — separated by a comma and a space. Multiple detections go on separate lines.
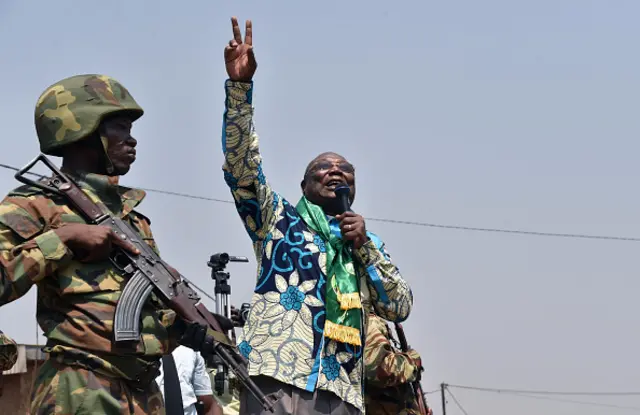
7, 184, 49, 198
162, 354, 184, 414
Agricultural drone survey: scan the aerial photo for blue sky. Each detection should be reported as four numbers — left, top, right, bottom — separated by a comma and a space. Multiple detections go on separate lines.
2, 1, 640, 413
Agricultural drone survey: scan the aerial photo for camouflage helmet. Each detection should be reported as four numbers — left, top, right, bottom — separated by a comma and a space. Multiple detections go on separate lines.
34, 74, 144, 156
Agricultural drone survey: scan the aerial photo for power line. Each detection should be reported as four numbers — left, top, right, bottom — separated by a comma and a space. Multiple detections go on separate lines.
1, 161, 640, 242
481, 390, 640, 412
0, 163, 235, 204
135, 186, 233, 204
447, 383, 640, 412
505, 391, 640, 411
365, 217, 640, 242
446, 388, 470, 415
447, 383, 640, 397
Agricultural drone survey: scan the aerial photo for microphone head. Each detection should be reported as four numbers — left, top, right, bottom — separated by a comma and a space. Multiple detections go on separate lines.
334, 184, 351, 214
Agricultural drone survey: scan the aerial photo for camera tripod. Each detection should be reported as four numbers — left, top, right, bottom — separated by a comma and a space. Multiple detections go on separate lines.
207, 252, 248, 396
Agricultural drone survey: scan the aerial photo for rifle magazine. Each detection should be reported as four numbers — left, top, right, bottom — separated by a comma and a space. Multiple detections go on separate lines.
114, 271, 154, 342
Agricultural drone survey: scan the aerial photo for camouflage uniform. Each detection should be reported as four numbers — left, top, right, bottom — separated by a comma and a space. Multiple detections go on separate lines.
0, 330, 18, 371
364, 312, 423, 415
208, 368, 241, 415
0, 74, 178, 414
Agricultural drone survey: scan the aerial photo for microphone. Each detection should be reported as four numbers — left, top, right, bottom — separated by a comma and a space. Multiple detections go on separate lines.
334, 184, 354, 254
334, 184, 351, 214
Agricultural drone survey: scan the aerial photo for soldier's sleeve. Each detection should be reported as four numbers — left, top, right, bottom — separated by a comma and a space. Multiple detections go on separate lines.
221, 80, 279, 243
364, 314, 422, 388
130, 210, 161, 256
0, 197, 73, 305
0, 330, 18, 371
355, 232, 413, 322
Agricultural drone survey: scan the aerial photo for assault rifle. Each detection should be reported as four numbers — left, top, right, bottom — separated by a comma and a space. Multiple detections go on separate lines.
15, 154, 274, 413
394, 322, 430, 415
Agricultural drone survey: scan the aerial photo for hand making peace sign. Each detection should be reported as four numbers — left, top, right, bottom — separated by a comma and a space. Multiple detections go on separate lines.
225, 17, 257, 82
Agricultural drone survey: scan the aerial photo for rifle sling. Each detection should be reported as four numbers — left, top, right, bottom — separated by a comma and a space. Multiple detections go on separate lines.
162, 354, 184, 415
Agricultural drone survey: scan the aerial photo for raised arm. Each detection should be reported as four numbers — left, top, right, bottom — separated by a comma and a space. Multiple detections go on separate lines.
221, 17, 278, 242
356, 232, 413, 322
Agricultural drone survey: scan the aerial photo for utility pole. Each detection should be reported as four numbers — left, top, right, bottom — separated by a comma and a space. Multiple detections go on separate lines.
440, 382, 447, 415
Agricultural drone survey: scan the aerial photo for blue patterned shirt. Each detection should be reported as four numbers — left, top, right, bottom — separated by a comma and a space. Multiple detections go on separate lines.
221, 80, 413, 412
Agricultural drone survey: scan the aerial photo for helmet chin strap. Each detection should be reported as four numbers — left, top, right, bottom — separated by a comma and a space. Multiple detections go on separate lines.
100, 134, 116, 175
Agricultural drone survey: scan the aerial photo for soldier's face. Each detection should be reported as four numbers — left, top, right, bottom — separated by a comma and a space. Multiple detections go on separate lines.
99, 114, 137, 176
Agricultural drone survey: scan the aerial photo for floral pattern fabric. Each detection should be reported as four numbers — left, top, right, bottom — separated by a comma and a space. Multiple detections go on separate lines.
221, 80, 413, 412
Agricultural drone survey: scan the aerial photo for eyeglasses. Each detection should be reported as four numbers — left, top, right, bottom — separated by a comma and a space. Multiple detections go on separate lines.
306, 160, 355, 177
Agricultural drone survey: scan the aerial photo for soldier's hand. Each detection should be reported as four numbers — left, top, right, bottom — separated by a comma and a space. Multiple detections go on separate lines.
55, 223, 140, 262
225, 17, 257, 82
178, 321, 215, 358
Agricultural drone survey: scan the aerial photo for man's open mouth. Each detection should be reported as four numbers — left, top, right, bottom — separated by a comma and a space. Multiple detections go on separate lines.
325, 179, 345, 189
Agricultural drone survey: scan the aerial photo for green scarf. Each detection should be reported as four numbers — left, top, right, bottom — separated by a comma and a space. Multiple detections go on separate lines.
296, 196, 362, 346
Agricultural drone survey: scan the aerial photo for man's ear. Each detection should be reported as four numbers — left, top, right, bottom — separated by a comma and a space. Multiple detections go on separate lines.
300, 179, 305, 192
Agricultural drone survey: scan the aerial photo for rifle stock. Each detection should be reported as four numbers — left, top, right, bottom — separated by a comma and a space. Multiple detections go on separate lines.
14, 154, 274, 412
394, 322, 429, 415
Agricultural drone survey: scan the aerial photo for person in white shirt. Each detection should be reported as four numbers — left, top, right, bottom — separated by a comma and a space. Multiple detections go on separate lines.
156, 345, 219, 415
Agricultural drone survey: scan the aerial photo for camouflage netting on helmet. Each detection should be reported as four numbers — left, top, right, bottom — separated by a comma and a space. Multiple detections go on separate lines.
34, 74, 144, 156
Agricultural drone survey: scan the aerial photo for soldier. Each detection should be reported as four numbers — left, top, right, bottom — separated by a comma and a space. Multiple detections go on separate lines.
364, 312, 429, 415
203, 305, 247, 415
0, 74, 206, 414
0, 330, 18, 397
208, 367, 241, 415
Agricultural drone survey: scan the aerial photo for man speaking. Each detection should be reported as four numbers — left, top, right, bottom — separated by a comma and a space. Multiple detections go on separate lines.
220, 17, 414, 415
